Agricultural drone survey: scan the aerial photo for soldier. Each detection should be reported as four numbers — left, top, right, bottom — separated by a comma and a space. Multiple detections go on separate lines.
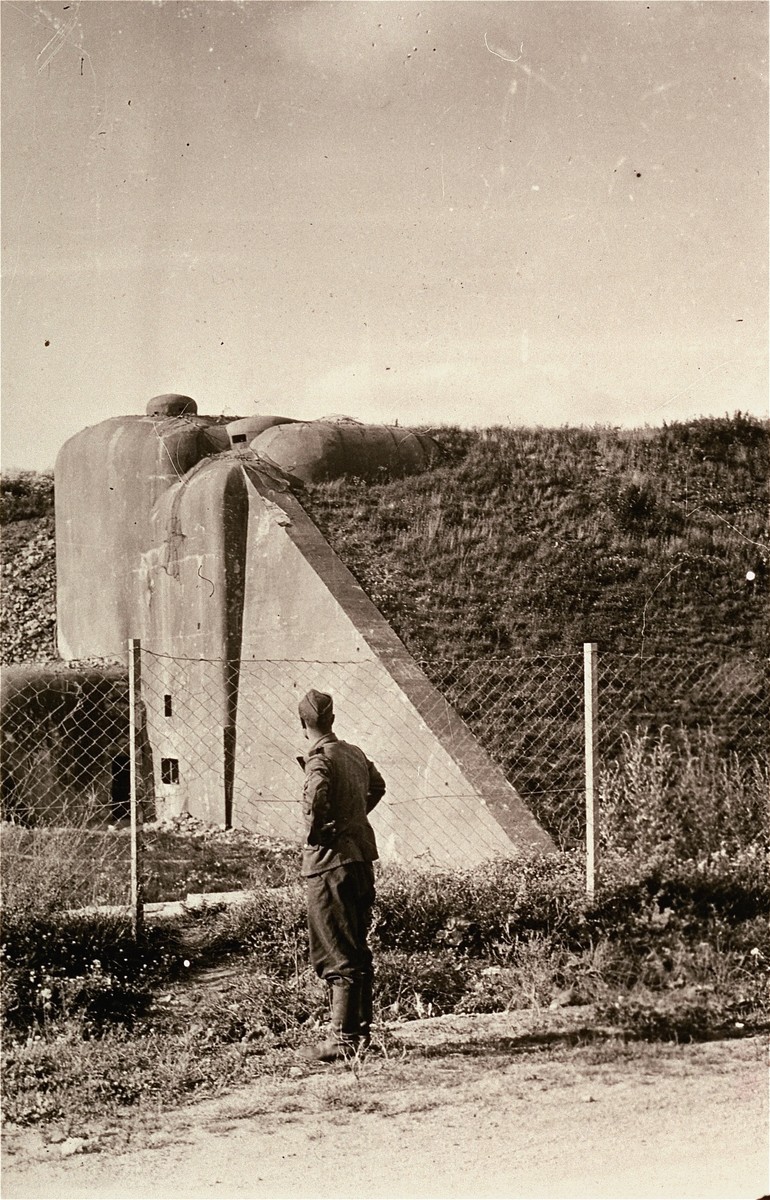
297, 689, 386, 1062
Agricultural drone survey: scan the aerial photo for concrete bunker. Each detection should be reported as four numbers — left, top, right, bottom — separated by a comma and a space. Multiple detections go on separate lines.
251, 418, 440, 483
0, 664, 151, 828
49, 396, 553, 866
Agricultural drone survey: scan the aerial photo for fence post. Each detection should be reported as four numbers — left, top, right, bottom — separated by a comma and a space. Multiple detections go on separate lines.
584, 642, 599, 900
128, 638, 144, 939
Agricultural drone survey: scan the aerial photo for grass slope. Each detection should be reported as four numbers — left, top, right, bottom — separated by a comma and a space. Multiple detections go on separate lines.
302, 416, 769, 661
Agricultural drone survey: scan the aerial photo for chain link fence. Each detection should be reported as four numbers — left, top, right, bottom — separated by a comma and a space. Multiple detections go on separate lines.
421, 648, 769, 849
0, 666, 136, 914
418, 651, 586, 849
2, 645, 766, 918
138, 649, 525, 869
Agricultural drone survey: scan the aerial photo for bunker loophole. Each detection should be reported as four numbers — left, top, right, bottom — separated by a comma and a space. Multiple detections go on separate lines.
161, 757, 180, 785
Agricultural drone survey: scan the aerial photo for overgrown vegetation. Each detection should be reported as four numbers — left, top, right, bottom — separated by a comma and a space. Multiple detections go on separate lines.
0, 817, 299, 911
4, 728, 770, 1084
141, 821, 298, 902
599, 727, 768, 860
3, 845, 768, 1125
303, 416, 768, 661
0, 470, 54, 524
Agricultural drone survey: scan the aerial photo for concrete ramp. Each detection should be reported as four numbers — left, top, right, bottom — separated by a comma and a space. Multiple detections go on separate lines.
136, 458, 546, 864
138, 461, 553, 866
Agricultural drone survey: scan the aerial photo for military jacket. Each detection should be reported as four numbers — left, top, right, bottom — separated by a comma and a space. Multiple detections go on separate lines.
299, 733, 386, 877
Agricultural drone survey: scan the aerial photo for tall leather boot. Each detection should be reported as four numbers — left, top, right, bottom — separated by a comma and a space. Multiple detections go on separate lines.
302, 981, 361, 1063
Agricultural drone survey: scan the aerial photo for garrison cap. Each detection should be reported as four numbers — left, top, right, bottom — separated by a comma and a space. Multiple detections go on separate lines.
298, 689, 334, 723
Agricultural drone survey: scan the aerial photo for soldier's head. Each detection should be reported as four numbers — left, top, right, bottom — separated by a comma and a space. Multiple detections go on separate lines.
298, 689, 334, 737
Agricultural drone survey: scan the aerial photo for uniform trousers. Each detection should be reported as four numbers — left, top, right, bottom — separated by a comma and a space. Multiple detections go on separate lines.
305, 860, 375, 985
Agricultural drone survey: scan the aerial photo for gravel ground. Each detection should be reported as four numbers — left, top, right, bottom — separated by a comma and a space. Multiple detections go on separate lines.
1, 515, 57, 664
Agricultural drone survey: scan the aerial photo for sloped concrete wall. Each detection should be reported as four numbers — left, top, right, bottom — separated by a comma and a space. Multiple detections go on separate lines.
230, 466, 553, 865
138, 459, 249, 826
132, 455, 552, 864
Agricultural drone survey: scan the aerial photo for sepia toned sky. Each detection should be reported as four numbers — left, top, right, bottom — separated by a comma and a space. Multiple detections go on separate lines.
2, 0, 768, 469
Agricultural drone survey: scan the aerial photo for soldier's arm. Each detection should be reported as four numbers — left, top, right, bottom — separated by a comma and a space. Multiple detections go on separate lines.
302, 752, 336, 845
366, 759, 386, 813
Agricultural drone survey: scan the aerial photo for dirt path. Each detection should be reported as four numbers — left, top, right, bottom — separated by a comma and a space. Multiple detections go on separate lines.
3, 1017, 768, 1200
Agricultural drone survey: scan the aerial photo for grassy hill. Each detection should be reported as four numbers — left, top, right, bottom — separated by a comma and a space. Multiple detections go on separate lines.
299, 415, 768, 844
302, 415, 768, 662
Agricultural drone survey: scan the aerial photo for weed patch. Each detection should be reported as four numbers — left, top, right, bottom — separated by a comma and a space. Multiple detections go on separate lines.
1, 909, 183, 1036
3, 849, 769, 1126
141, 820, 298, 902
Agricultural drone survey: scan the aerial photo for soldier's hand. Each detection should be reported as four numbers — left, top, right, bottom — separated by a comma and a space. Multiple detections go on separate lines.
317, 820, 337, 846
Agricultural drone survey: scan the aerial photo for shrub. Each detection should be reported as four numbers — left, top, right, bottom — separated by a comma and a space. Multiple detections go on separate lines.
595, 988, 765, 1043
186, 883, 308, 975
373, 854, 587, 958
456, 936, 566, 1012
590, 846, 770, 942
0, 471, 54, 523
163, 967, 326, 1043
1, 909, 183, 1036
600, 728, 769, 860
375, 948, 469, 1019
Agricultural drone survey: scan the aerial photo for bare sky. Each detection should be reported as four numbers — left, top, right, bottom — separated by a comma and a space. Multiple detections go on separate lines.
2, 0, 768, 469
